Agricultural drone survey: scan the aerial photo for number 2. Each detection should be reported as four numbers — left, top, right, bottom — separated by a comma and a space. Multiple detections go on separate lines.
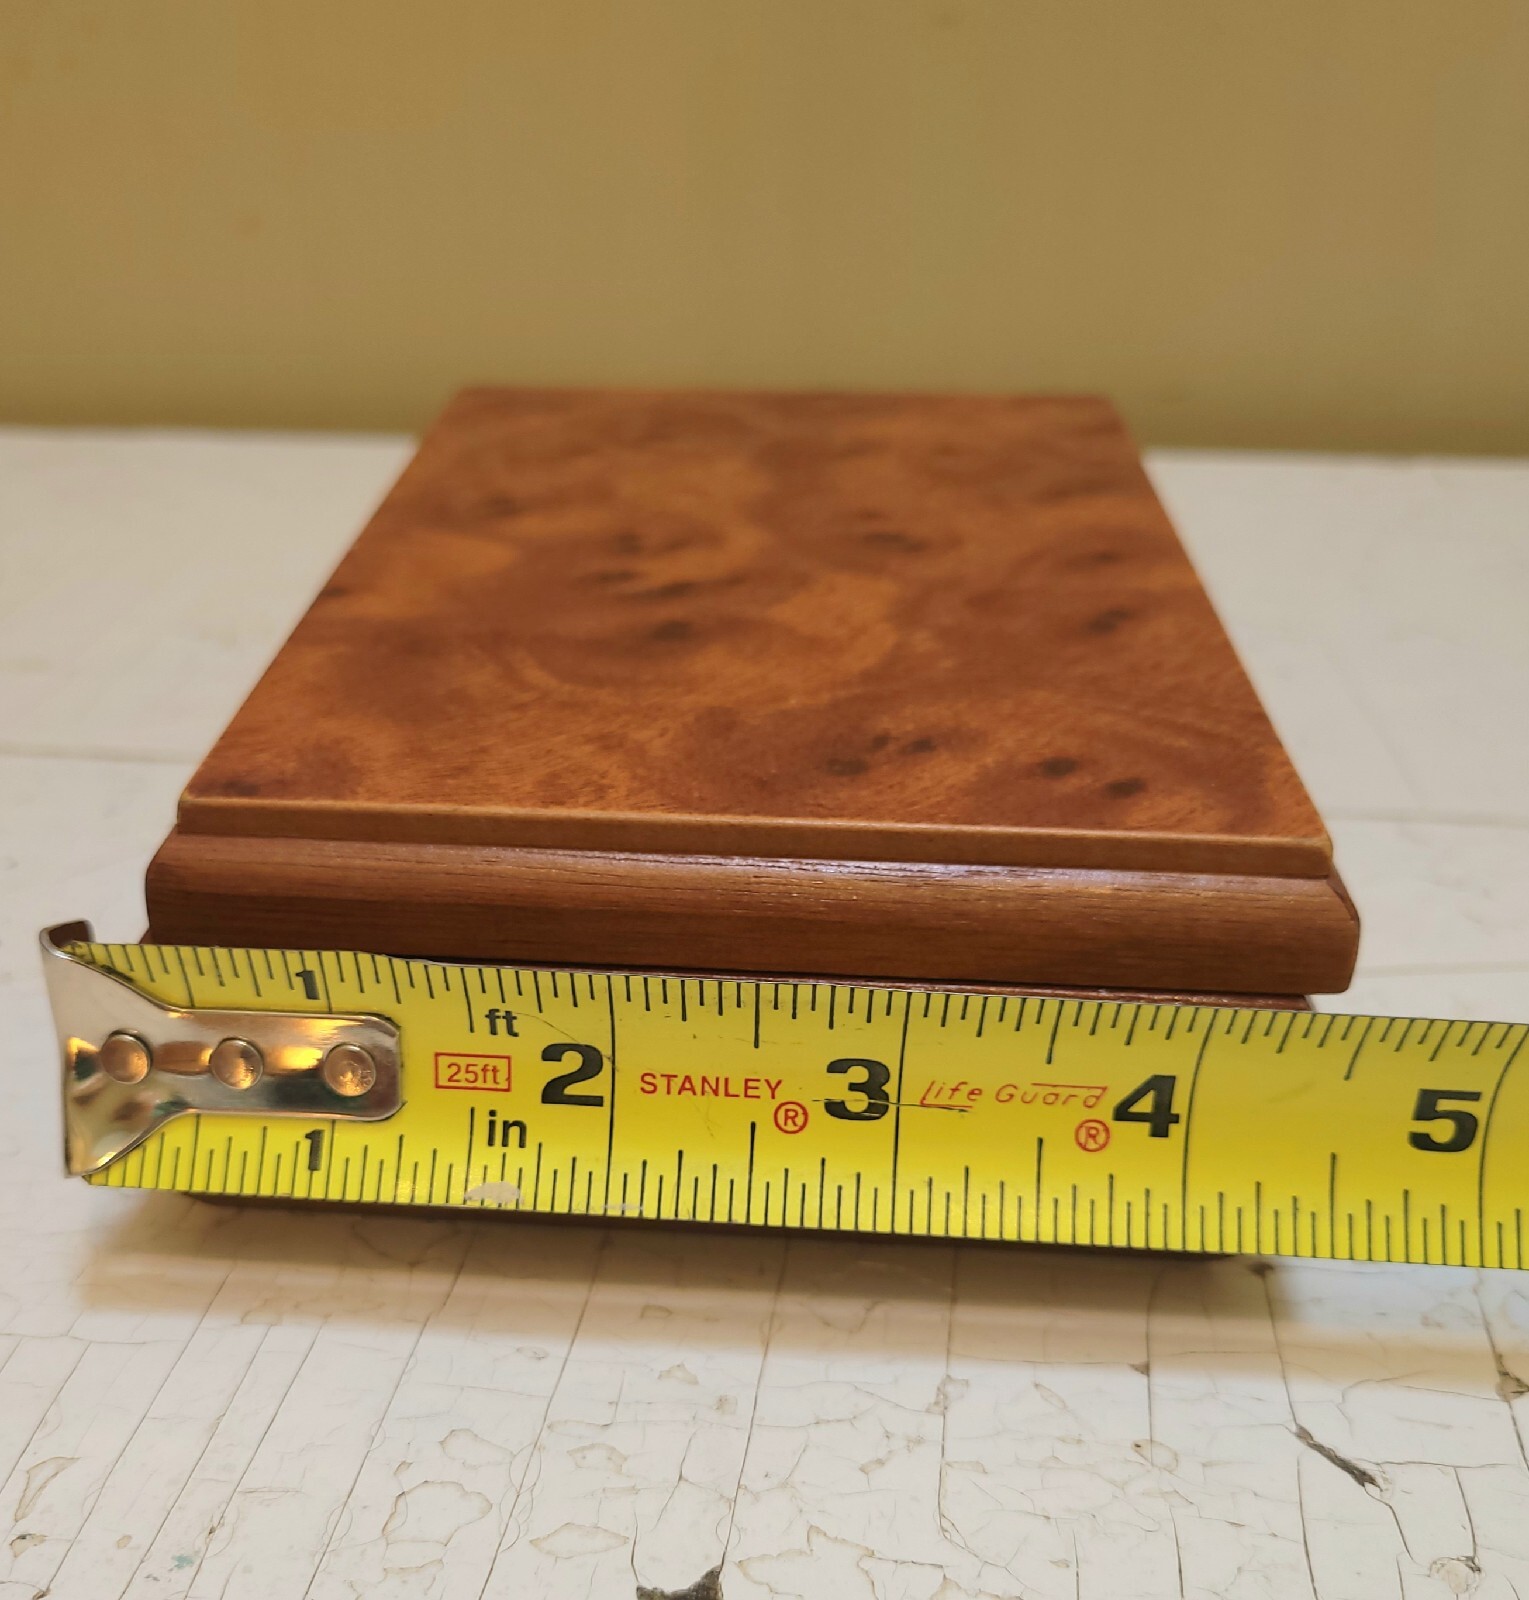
541, 1043, 605, 1106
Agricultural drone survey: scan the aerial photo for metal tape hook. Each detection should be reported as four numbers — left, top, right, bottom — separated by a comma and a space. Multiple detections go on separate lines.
41, 924, 402, 1177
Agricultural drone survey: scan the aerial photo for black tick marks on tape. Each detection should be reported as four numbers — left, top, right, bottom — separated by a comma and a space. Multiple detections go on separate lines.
637, 1567, 723, 1600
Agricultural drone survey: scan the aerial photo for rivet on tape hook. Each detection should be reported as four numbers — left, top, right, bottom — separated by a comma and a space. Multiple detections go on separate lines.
40, 923, 403, 1177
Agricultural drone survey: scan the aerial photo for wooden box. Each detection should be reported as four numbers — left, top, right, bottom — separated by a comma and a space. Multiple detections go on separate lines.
145, 389, 1358, 999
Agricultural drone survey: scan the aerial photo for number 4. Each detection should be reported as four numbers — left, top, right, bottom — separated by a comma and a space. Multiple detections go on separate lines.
1112, 1075, 1182, 1139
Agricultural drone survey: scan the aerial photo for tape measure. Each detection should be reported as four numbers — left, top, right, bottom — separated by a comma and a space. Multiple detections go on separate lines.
42, 924, 1529, 1268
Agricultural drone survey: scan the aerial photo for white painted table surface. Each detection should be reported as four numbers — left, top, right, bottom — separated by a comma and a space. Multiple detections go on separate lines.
2, 429, 1528, 1600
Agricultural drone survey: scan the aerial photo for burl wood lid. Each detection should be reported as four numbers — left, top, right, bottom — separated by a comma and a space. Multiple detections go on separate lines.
181, 389, 1330, 880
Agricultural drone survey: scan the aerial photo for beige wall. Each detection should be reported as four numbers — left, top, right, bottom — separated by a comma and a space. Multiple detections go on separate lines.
3, 0, 1527, 452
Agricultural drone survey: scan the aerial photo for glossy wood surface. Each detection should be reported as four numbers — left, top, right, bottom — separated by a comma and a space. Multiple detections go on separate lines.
152, 388, 1358, 993
180, 388, 1332, 879
146, 831, 1357, 996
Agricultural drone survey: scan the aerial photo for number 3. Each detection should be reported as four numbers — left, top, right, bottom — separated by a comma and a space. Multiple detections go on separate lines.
825, 1058, 891, 1122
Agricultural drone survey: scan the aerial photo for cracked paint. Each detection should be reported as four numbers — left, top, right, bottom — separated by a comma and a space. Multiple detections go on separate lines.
637, 1564, 723, 1600
14, 1458, 75, 1521
530, 1520, 629, 1557
10, 1231, 1529, 1599
10, 422, 1529, 1600
1292, 1424, 1381, 1490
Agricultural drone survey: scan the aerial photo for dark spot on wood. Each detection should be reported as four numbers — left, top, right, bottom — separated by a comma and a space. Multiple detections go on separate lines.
210, 777, 262, 797
588, 568, 639, 585
868, 733, 893, 752
637, 1567, 722, 1600
862, 529, 927, 552
476, 494, 520, 518
902, 737, 937, 755
1106, 777, 1145, 798
650, 620, 694, 643
638, 580, 698, 601
1087, 607, 1133, 634
1024, 469, 1127, 503
825, 757, 868, 777
1038, 757, 1077, 778
318, 583, 349, 600
612, 531, 644, 554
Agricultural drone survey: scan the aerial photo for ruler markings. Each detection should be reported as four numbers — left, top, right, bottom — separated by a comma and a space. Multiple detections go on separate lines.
61, 940, 1529, 1267
1328, 1152, 1338, 1259
603, 974, 618, 1215
1476, 1026, 1529, 1267
1178, 1017, 1218, 1251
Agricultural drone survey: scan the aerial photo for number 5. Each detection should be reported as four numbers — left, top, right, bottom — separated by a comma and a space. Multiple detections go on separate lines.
1408, 1088, 1481, 1153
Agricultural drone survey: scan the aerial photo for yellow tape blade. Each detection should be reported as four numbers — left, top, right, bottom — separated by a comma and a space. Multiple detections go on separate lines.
72, 942, 1529, 1268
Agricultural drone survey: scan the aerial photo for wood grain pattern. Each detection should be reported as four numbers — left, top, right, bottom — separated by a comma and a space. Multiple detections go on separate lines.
180, 389, 1330, 877
16, 427, 1529, 1600
146, 830, 1356, 996
151, 388, 1359, 992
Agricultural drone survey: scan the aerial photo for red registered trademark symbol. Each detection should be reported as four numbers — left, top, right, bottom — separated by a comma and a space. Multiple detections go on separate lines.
1075, 1118, 1111, 1153
774, 1101, 809, 1135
